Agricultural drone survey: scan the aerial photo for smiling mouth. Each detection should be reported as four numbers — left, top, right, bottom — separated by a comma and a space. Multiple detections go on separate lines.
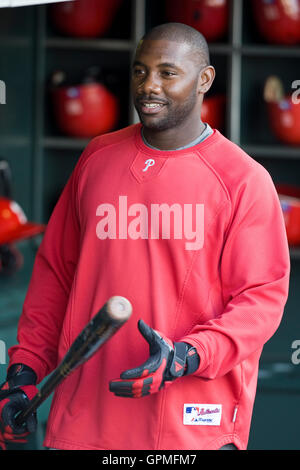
138, 101, 167, 115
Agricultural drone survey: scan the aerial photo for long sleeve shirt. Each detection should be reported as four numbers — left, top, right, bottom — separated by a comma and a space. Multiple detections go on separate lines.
8, 123, 290, 450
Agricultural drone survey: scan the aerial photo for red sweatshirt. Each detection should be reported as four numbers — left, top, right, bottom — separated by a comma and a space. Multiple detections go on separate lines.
8, 124, 290, 450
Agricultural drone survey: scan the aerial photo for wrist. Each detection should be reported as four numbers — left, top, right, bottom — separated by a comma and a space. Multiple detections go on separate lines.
6, 364, 37, 389
182, 343, 200, 375
169, 342, 200, 379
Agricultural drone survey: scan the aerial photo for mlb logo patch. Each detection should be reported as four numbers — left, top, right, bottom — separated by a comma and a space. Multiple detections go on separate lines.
183, 404, 222, 426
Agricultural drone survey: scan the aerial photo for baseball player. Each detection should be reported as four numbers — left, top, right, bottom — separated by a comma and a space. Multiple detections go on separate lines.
0, 23, 290, 450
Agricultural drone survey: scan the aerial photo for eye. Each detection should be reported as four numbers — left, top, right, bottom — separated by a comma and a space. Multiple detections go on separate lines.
133, 68, 145, 77
161, 70, 177, 78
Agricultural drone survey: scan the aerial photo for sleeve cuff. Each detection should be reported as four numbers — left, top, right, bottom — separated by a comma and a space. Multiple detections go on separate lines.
8, 349, 49, 384
179, 335, 210, 377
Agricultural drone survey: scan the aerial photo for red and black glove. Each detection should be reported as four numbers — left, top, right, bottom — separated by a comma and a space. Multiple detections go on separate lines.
109, 319, 200, 398
0, 364, 38, 450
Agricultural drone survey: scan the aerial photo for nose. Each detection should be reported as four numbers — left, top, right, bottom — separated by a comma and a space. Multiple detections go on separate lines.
137, 71, 162, 96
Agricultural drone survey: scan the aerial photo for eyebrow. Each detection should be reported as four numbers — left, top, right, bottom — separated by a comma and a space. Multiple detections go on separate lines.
159, 62, 182, 70
132, 60, 183, 71
132, 60, 144, 68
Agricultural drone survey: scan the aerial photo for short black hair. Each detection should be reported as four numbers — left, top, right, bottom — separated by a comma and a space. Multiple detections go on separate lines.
140, 22, 210, 68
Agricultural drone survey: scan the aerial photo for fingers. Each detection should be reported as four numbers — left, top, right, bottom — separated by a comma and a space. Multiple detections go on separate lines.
2, 402, 35, 435
137, 319, 154, 342
0, 384, 38, 449
109, 376, 153, 398
120, 366, 149, 380
119, 354, 162, 380
110, 360, 167, 398
1, 423, 29, 442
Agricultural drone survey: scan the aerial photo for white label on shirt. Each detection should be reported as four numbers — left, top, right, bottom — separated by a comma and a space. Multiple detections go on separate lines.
183, 404, 222, 426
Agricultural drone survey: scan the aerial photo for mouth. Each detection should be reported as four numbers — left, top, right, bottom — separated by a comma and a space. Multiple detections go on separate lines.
138, 101, 167, 115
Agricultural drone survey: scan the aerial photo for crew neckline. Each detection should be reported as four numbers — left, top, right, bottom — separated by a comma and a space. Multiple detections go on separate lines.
141, 123, 213, 150
134, 123, 219, 157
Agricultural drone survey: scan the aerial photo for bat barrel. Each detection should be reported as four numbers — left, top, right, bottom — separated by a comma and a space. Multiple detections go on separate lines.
105, 296, 132, 322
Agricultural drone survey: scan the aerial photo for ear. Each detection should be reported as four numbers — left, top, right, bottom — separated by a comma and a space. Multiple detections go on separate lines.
198, 65, 216, 95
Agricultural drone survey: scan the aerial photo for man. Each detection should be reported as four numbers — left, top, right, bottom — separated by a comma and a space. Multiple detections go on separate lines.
0, 23, 290, 451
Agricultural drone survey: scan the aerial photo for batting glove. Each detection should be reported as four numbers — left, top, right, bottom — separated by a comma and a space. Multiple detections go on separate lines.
0, 364, 38, 449
109, 319, 199, 398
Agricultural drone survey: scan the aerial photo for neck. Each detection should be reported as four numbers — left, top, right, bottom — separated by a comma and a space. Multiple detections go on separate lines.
142, 119, 206, 151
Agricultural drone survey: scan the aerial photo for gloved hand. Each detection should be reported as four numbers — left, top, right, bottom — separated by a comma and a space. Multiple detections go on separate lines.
0, 364, 38, 449
109, 319, 200, 398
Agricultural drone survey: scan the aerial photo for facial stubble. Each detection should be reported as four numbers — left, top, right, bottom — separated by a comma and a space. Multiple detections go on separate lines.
135, 79, 199, 132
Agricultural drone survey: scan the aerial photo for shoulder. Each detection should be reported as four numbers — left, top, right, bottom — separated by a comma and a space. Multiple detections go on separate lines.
68, 124, 139, 185
199, 130, 275, 201
82, 123, 139, 158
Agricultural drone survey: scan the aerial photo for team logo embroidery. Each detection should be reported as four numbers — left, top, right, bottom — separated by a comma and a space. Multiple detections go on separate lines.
143, 159, 155, 172
183, 404, 222, 426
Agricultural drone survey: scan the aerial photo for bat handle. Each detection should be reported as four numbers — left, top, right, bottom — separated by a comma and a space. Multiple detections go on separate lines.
15, 393, 43, 427
15, 369, 61, 427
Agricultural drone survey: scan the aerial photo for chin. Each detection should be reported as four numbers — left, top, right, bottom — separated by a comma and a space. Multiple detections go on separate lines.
139, 116, 175, 132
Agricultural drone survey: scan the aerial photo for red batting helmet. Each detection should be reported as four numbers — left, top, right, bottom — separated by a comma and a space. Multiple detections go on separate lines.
201, 94, 226, 130
267, 97, 300, 146
252, 0, 300, 45
165, 0, 229, 42
50, 0, 122, 38
276, 184, 300, 246
52, 80, 119, 138
0, 198, 45, 245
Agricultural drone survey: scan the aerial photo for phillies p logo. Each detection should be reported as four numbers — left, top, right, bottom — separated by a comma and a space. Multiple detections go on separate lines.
143, 159, 155, 172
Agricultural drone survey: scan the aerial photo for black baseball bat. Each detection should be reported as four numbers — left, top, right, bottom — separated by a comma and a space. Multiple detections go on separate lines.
15, 295, 132, 427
